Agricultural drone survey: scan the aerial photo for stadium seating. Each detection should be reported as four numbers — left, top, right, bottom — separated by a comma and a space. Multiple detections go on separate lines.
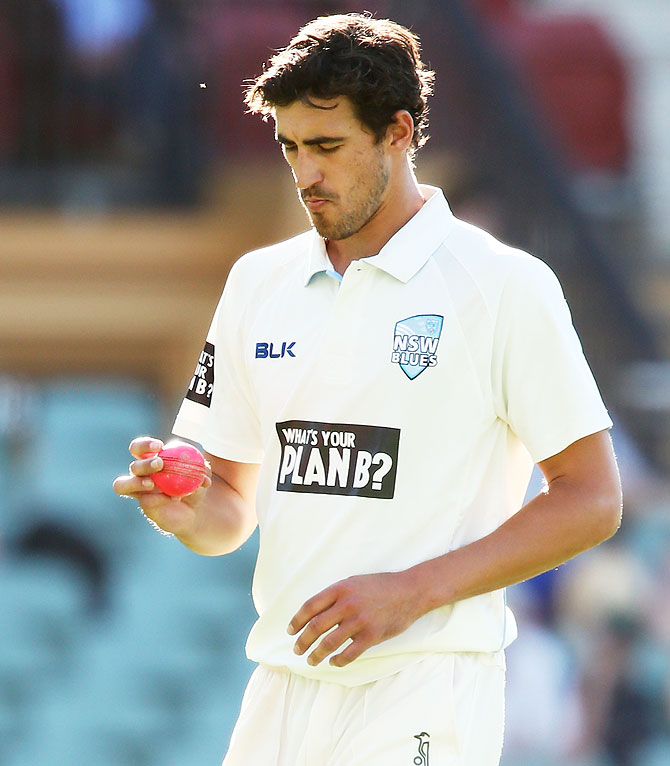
0, 378, 258, 765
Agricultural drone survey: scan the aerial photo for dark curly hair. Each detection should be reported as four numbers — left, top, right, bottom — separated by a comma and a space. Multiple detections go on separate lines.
244, 13, 435, 158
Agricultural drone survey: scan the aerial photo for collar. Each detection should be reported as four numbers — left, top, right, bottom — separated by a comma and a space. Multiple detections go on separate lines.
303, 185, 454, 286
303, 231, 336, 286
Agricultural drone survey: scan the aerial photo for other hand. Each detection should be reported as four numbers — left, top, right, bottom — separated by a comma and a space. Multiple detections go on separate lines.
288, 572, 421, 668
112, 436, 211, 536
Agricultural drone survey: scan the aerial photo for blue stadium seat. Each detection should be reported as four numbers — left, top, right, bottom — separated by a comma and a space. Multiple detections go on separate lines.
13, 377, 160, 554
0, 557, 89, 760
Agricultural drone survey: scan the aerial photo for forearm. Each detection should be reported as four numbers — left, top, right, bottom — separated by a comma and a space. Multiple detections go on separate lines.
288, 432, 622, 668
176, 472, 257, 556
404, 476, 622, 618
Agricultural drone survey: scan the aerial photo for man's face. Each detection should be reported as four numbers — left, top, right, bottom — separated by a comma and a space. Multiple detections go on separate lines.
274, 96, 390, 241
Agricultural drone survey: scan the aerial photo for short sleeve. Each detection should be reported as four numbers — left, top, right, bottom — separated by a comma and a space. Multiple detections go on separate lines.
491, 256, 612, 463
172, 261, 264, 463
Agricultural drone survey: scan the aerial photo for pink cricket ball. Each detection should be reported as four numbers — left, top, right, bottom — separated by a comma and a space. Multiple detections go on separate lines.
153, 441, 207, 497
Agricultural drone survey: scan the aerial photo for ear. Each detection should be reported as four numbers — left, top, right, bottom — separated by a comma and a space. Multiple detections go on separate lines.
386, 110, 415, 153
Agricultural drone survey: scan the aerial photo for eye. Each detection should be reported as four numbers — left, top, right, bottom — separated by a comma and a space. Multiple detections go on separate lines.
281, 144, 297, 154
319, 144, 341, 153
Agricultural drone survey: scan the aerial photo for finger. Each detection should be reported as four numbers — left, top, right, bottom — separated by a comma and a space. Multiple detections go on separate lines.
113, 473, 156, 497
329, 633, 370, 667
306, 625, 353, 667
130, 456, 163, 477
129, 436, 164, 460
115, 466, 210, 502
136, 490, 180, 513
288, 588, 338, 637
292, 606, 342, 656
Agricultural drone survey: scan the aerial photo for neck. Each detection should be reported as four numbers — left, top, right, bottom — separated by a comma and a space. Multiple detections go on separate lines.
326, 169, 425, 275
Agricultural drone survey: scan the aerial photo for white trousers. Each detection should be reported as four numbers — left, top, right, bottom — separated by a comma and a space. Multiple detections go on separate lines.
222, 651, 506, 766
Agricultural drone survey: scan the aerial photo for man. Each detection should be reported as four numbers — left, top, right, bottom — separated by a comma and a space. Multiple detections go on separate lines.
114, 13, 622, 765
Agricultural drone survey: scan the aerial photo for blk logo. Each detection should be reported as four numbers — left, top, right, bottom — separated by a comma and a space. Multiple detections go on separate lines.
255, 342, 296, 359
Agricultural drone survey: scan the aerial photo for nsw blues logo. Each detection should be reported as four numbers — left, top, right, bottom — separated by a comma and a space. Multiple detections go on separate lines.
391, 315, 443, 380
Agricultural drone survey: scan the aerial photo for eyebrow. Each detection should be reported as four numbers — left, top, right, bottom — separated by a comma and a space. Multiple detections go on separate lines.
276, 133, 346, 147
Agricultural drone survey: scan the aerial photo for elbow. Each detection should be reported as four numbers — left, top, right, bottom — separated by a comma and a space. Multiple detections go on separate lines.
592, 484, 623, 544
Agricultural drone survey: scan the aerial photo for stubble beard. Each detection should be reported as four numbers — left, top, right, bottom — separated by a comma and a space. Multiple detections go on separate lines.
303, 153, 390, 241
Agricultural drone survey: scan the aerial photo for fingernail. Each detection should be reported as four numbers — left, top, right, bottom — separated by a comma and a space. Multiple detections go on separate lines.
142, 478, 154, 488
287, 624, 296, 635
150, 440, 162, 451
151, 458, 161, 470
293, 644, 302, 655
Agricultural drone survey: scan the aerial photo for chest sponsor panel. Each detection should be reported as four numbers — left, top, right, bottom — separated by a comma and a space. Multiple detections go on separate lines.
275, 420, 400, 499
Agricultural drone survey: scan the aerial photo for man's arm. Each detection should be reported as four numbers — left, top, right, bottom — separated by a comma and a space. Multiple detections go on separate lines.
289, 429, 622, 667
113, 437, 259, 556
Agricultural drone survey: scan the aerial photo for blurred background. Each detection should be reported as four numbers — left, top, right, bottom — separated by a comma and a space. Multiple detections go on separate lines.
1, 0, 669, 764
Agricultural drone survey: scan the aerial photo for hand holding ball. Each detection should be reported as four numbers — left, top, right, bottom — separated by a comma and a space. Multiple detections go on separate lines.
152, 441, 207, 497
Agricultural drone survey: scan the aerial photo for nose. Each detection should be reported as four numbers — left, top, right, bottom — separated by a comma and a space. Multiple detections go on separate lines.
291, 151, 324, 191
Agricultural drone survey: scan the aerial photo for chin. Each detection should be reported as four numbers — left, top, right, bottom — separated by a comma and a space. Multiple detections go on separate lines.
311, 219, 336, 239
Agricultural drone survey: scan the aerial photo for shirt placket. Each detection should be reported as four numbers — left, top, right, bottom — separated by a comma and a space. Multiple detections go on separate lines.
317, 263, 370, 385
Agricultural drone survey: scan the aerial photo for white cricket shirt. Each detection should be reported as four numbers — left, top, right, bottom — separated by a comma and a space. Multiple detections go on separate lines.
173, 186, 612, 686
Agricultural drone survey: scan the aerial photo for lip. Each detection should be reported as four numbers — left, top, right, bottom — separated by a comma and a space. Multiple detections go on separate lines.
304, 198, 329, 212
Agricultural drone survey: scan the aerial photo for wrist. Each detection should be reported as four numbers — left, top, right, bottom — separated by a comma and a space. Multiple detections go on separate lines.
402, 552, 459, 618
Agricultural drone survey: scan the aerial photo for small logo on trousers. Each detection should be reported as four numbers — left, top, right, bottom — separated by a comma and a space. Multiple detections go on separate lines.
413, 731, 430, 765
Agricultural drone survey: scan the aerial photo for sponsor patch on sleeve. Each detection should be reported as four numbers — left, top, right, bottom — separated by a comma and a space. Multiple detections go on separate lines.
185, 341, 215, 407
276, 420, 400, 499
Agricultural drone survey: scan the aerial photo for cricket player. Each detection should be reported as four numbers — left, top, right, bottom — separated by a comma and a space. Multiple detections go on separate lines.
114, 13, 622, 765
